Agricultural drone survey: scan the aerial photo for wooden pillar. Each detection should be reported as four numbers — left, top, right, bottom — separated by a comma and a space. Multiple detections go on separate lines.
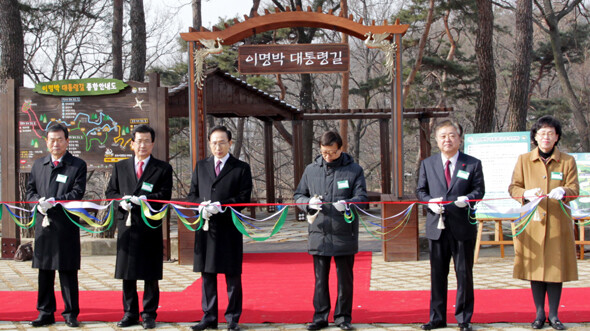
0, 79, 20, 258
339, 0, 349, 152
264, 120, 276, 212
292, 119, 305, 221
148, 73, 171, 261
391, 33, 404, 199
379, 118, 391, 195
188, 36, 199, 169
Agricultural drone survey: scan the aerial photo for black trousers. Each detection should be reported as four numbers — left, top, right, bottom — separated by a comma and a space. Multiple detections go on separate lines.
37, 269, 79, 319
312, 254, 355, 325
200, 272, 242, 325
122, 279, 159, 320
428, 229, 475, 325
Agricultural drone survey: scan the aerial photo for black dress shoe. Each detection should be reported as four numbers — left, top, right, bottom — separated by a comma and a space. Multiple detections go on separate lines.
549, 319, 566, 330
307, 321, 329, 330
30, 316, 55, 327
142, 318, 156, 329
191, 321, 218, 330
532, 319, 545, 329
338, 322, 354, 330
227, 323, 241, 331
65, 317, 80, 328
117, 316, 140, 327
459, 323, 472, 331
421, 321, 447, 330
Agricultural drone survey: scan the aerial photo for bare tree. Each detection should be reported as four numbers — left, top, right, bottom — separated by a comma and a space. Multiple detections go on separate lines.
129, 0, 147, 81
0, 0, 24, 88
535, 0, 589, 150
192, 0, 202, 28
112, 0, 124, 79
474, 0, 496, 133
506, 0, 533, 132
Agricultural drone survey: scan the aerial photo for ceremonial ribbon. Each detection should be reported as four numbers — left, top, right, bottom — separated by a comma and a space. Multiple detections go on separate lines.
231, 207, 289, 241
3, 194, 588, 241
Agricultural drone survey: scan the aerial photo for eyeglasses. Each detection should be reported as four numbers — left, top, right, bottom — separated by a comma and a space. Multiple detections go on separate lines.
134, 139, 153, 146
320, 149, 340, 156
536, 130, 556, 138
210, 141, 229, 147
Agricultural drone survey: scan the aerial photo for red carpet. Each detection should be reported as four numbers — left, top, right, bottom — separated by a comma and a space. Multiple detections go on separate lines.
1, 252, 589, 323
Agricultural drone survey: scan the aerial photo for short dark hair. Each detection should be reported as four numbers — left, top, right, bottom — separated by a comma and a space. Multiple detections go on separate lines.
208, 125, 232, 141
132, 124, 155, 142
319, 131, 343, 148
434, 119, 463, 137
530, 115, 562, 146
47, 123, 69, 140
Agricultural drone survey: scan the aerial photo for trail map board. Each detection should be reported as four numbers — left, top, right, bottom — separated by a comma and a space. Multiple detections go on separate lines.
18, 82, 151, 172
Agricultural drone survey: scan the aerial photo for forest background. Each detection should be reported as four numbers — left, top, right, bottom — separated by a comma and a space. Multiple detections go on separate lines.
1, 0, 590, 237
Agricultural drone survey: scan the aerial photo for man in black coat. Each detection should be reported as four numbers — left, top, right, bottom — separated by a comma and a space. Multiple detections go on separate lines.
26, 124, 87, 328
187, 125, 252, 331
294, 131, 368, 331
416, 120, 485, 331
105, 124, 173, 330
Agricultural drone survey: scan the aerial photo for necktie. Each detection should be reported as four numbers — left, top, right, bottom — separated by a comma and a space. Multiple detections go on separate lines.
215, 160, 222, 176
53, 161, 59, 167
445, 160, 451, 188
137, 161, 144, 179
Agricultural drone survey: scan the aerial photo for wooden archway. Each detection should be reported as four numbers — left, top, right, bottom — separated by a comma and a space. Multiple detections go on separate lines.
180, 6, 409, 198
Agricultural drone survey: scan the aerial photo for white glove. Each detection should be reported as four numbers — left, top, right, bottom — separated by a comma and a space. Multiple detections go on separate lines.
37, 197, 48, 215
309, 196, 322, 211
38, 197, 54, 211
428, 198, 443, 214
333, 200, 347, 212
119, 200, 132, 211
454, 196, 469, 208
205, 201, 221, 215
523, 188, 542, 201
548, 187, 565, 200
129, 195, 146, 205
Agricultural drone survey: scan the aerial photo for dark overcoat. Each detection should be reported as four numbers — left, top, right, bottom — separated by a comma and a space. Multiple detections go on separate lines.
187, 154, 252, 275
26, 151, 87, 271
293, 153, 368, 256
105, 156, 173, 280
416, 151, 485, 241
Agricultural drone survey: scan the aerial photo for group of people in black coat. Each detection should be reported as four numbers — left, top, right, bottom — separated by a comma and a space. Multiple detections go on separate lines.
26, 123, 254, 331
26, 120, 487, 331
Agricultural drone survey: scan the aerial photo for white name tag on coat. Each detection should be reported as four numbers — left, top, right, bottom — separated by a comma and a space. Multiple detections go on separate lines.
56, 174, 68, 183
337, 180, 350, 189
551, 172, 563, 180
141, 182, 154, 192
457, 170, 470, 180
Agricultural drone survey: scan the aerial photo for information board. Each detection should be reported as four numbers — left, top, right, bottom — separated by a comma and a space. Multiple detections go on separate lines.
464, 132, 530, 218
569, 153, 590, 217
18, 82, 151, 172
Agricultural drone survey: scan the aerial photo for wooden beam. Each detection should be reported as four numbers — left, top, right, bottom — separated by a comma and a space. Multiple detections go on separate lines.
0, 79, 19, 258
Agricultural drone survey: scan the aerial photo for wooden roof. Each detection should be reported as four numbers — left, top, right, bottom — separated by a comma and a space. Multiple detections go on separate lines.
167, 68, 299, 120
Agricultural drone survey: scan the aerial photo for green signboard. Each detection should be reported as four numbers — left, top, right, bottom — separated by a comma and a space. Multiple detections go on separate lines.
34, 78, 128, 96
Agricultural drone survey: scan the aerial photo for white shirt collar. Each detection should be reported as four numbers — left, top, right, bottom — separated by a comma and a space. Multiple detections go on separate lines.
214, 153, 230, 166
441, 152, 459, 166
135, 155, 150, 167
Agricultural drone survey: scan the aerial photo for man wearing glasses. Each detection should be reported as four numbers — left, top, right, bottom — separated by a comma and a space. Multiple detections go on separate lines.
105, 124, 173, 329
294, 131, 368, 331
188, 125, 253, 331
